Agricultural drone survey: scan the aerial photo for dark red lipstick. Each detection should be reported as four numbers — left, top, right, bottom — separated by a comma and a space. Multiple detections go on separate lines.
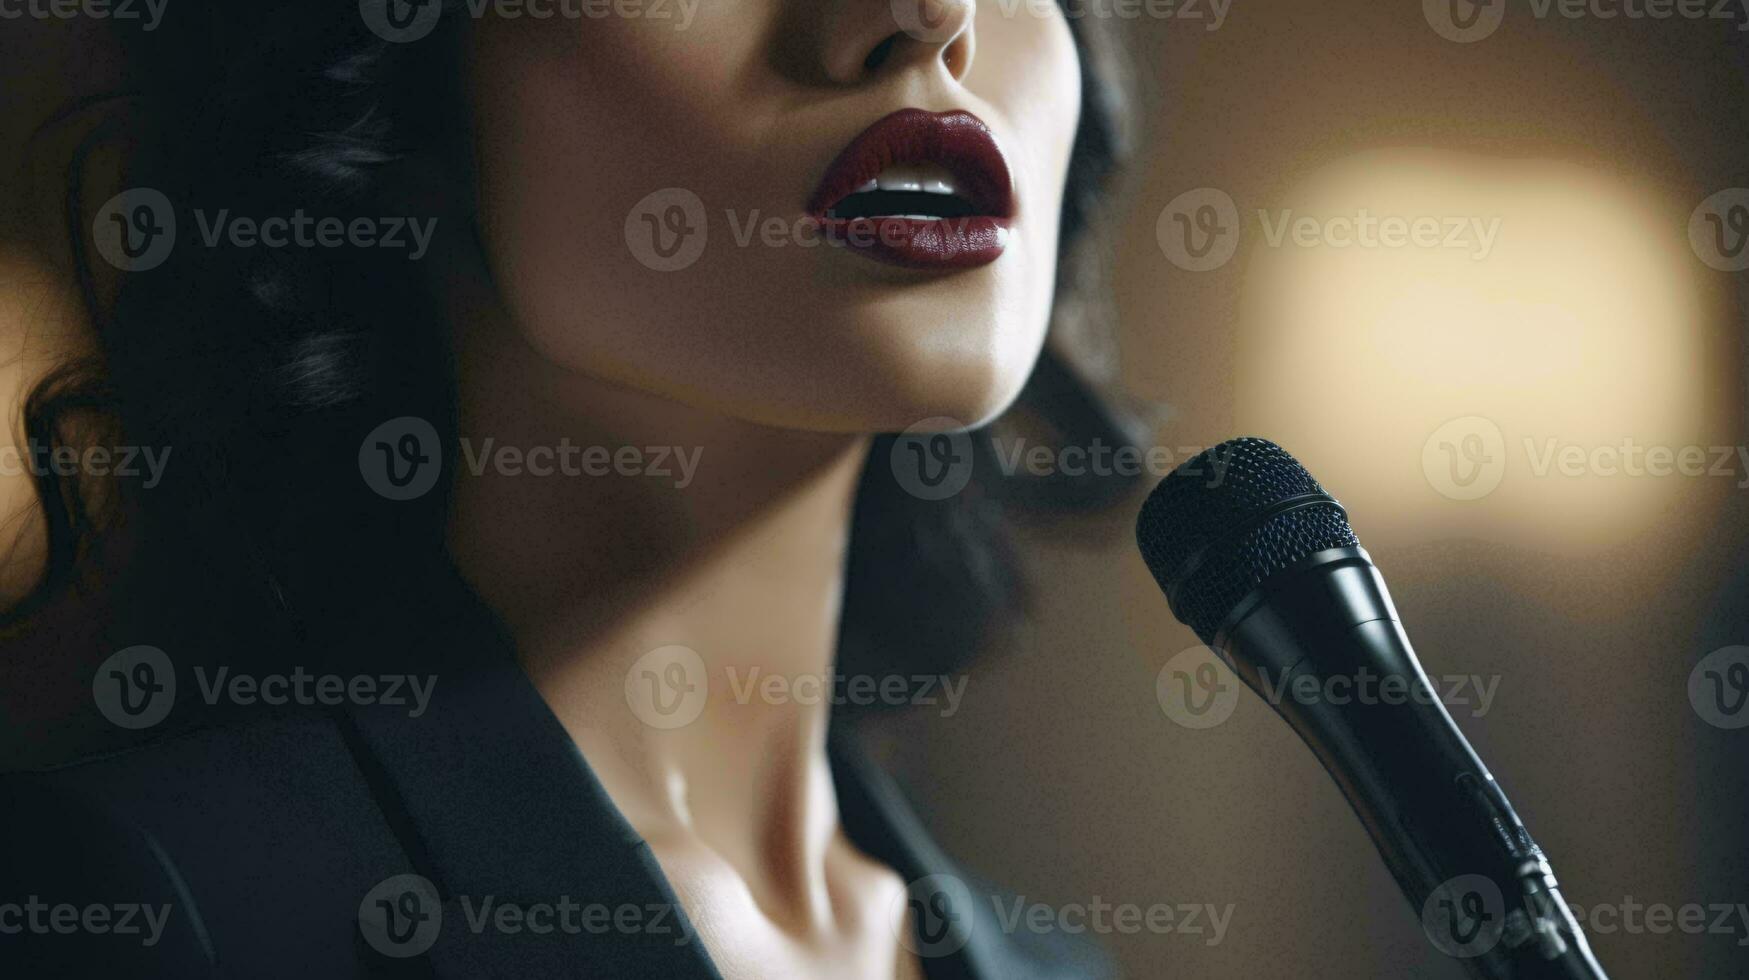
807, 108, 1015, 270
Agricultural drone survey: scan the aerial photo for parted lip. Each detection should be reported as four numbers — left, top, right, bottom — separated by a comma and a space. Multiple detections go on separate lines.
806, 108, 1016, 219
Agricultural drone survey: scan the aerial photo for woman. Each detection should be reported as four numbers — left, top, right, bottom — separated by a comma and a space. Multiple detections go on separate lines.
0, 1, 1138, 976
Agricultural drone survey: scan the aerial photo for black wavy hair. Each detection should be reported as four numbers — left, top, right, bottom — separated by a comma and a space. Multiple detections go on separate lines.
7, 3, 1139, 696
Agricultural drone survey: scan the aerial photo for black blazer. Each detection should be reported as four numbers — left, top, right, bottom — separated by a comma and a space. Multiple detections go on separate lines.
2, 608, 1114, 979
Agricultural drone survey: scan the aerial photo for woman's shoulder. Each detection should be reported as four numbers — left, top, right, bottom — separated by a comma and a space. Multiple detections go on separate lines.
2, 710, 410, 978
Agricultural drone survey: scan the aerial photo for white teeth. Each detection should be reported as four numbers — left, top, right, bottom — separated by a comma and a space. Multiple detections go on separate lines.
853, 178, 878, 193
869, 162, 957, 196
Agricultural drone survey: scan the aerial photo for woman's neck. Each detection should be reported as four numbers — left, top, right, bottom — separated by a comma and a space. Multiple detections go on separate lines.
447, 321, 870, 913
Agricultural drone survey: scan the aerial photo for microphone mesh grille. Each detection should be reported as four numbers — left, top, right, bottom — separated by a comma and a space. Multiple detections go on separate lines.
1135, 438, 1358, 644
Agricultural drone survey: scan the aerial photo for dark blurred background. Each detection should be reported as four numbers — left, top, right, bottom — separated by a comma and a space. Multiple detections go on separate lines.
870, 3, 1749, 977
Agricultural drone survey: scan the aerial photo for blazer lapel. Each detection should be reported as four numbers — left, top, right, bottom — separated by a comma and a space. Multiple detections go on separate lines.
342, 633, 722, 979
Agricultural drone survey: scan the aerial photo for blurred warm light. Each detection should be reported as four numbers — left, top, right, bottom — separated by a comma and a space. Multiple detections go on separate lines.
1235, 149, 1724, 552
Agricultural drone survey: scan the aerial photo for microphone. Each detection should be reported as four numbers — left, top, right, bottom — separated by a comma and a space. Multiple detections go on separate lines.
1134, 437, 1607, 980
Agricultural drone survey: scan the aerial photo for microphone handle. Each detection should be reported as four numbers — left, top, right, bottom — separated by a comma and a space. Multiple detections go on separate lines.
1215, 548, 1608, 980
